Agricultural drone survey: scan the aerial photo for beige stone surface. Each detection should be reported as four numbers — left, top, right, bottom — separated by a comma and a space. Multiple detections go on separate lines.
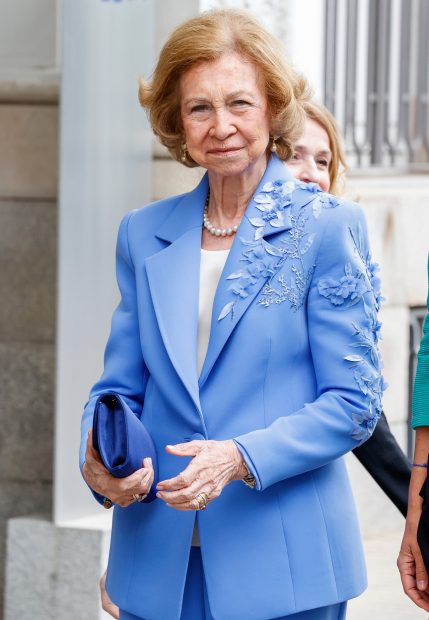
0, 83, 58, 619
0, 342, 54, 483
349, 174, 429, 307
346, 451, 405, 541
0, 485, 51, 616
0, 76, 59, 103
0, 104, 58, 199
0, 0, 57, 72
154, 158, 205, 201
0, 200, 56, 342
5, 515, 109, 620
153, 139, 170, 159
378, 306, 410, 425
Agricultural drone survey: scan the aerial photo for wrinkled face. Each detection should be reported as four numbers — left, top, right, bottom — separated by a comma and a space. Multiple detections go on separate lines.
287, 118, 332, 192
180, 52, 271, 177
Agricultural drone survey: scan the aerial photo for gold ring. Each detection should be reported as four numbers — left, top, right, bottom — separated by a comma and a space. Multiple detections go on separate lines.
103, 497, 113, 509
196, 493, 208, 510
132, 493, 147, 502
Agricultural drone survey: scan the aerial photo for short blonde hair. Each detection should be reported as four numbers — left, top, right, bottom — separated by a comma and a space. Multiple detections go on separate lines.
139, 9, 310, 166
301, 100, 348, 196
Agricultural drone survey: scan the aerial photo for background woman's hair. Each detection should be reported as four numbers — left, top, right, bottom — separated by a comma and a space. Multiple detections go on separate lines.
139, 9, 311, 166
301, 100, 348, 196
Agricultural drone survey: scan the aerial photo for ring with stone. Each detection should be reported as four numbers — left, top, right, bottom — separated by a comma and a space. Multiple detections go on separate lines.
196, 493, 208, 510
132, 493, 147, 503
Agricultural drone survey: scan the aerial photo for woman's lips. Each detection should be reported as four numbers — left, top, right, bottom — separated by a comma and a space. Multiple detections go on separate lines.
207, 146, 243, 155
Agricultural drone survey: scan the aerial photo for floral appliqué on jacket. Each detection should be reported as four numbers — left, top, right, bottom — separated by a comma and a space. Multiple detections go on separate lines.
318, 224, 386, 442
218, 180, 337, 320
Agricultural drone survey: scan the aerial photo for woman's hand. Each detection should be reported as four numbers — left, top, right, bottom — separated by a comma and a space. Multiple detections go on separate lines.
83, 429, 154, 508
398, 426, 429, 610
100, 571, 119, 619
397, 508, 429, 611
156, 439, 247, 510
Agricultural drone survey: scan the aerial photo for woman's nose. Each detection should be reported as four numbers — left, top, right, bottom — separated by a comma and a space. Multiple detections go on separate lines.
298, 160, 319, 185
210, 109, 236, 140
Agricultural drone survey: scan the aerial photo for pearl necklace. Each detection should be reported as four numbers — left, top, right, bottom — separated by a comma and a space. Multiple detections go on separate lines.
203, 191, 240, 237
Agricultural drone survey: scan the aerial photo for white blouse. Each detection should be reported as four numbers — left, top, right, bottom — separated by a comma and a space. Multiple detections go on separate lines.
193, 248, 229, 546
197, 248, 230, 375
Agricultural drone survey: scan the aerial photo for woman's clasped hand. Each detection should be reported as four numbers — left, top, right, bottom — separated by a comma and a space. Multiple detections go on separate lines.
84, 431, 247, 511
156, 440, 247, 510
83, 429, 154, 508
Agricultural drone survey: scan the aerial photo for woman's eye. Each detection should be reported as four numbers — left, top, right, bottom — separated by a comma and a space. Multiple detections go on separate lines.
291, 152, 300, 161
232, 100, 250, 107
190, 104, 210, 113
317, 159, 329, 167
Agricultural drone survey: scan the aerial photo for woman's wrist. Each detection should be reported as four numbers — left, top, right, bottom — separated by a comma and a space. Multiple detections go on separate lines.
226, 440, 251, 480
406, 463, 426, 516
227, 440, 257, 487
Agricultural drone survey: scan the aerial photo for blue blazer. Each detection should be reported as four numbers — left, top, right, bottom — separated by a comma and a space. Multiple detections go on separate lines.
80, 155, 385, 620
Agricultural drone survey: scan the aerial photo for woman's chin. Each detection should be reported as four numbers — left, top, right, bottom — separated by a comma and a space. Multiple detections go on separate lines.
201, 154, 268, 178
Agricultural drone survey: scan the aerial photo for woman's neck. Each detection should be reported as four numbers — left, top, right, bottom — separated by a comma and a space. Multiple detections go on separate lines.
206, 155, 267, 228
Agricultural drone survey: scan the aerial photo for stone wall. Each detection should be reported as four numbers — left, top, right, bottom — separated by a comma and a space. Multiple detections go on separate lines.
0, 82, 58, 614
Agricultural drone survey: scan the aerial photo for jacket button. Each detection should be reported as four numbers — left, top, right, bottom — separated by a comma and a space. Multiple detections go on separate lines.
190, 432, 205, 441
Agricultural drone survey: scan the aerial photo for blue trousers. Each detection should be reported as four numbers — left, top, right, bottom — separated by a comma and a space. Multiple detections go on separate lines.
119, 547, 347, 620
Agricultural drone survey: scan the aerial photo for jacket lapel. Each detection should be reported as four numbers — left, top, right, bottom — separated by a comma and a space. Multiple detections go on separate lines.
145, 175, 209, 413
145, 156, 320, 400
199, 156, 316, 388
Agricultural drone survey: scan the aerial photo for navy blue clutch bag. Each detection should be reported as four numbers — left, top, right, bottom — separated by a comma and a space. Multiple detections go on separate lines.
92, 392, 158, 502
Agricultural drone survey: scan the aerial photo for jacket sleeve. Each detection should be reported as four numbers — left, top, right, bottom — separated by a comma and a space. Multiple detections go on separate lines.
79, 211, 149, 492
412, 254, 429, 428
234, 201, 386, 491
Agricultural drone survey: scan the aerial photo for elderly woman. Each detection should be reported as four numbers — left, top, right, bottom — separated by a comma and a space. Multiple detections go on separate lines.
81, 9, 385, 620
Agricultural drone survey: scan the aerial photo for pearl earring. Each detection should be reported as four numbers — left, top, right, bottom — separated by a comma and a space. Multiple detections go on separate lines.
181, 143, 188, 163
270, 137, 277, 153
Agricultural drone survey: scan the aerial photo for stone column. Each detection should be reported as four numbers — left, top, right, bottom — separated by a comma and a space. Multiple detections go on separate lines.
55, 0, 155, 525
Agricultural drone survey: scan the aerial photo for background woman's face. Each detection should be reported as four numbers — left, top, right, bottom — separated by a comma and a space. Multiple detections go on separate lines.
180, 52, 271, 177
287, 118, 332, 192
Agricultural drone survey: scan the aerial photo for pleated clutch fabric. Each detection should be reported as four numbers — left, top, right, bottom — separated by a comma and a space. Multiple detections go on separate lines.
92, 392, 158, 502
